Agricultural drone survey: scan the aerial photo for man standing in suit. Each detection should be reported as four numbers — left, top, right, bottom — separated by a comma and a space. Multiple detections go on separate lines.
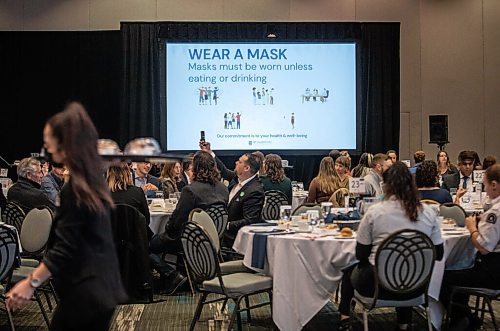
442, 150, 476, 193
200, 142, 265, 247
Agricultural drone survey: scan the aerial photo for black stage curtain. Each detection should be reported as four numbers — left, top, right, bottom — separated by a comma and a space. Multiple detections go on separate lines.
0, 31, 121, 163
121, 22, 400, 187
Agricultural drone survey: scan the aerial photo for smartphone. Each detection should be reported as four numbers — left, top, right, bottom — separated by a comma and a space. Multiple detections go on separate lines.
200, 130, 206, 143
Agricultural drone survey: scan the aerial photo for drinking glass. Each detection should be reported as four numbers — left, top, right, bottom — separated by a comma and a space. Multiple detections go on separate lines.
297, 182, 304, 191
279, 205, 292, 221
320, 202, 332, 226
155, 191, 164, 199
169, 193, 178, 205
175, 192, 181, 200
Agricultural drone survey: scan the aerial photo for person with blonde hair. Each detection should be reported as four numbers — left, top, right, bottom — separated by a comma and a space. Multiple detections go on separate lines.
106, 163, 150, 229
260, 154, 292, 203
160, 161, 182, 197
307, 157, 338, 204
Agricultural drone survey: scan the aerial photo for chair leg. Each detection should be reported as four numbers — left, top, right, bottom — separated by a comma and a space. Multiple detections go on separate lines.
268, 291, 273, 315
362, 310, 369, 331
484, 298, 499, 331
426, 306, 433, 331
5, 303, 16, 331
244, 295, 252, 323
189, 292, 208, 331
34, 290, 50, 327
183, 259, 196, 296
49, 280, 59, 304
228, 297, 244, 331
41, 288, 53, 311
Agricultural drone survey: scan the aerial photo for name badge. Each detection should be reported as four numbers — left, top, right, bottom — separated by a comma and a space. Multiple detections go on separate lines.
473, 170, 485, 183
349, 177, 366, 194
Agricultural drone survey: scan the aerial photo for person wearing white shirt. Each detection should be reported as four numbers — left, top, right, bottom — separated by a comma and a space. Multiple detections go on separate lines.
441, 164, 500, 330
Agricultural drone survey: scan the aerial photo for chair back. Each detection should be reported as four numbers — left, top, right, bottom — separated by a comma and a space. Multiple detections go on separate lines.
2, 201, 25, 233
181, 222, 220, 285
439, 203, 467, 227
329, 188, 350, 208
375, 229, 435, 298
292, 203, 323, 218
205, 204, 228, 241
20, 207, 53, 255
261, 190, 290, 220
420, 199, 440, 205
111, 203, 152, 302
0, 224, 19, 282
190, 208, 220, 252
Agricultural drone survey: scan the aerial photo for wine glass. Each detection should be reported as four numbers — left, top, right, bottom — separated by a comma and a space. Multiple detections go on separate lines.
279, 205, 292, 222
320, 202, 332, 227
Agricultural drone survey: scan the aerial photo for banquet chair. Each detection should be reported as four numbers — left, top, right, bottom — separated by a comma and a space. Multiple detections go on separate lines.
111, 204, 153, 302
261, 190, 289, 220
0, 224, 19, 331
205, 204, 228, 241
292, 203, 323, 218
329, 188, 350, 208
181, 222, 273, 331
2, 202, 25, 233
447, 286, 500, 330
439, 203, 467, 227
190, 209, 247, 275
420, 199, 440, 205
350, 229, 436, 331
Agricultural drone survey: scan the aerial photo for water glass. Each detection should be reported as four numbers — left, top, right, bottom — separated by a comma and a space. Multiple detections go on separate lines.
320, 202, 332, 226
169, 193, 178, 205
155, 191, 164, 199
279, 205, 292, 221
297, 182, 304, 191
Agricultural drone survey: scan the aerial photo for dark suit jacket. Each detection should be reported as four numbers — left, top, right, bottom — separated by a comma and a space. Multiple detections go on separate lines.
441, 172, 460, 191
164, 180, 229, 239
7, 177, 56, 214
43, 183, 126, 322
224, 176, 265, 245
111, 185, 152, 239
177, 171, 190, 191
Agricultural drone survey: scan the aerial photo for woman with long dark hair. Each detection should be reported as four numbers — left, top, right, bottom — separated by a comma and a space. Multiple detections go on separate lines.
260, 154, 292, 203
337, 162, 444, 331
416, 160, 452, 204
6, 102, 126, 330
159, 160, 181, 196
351, 152, 373, 178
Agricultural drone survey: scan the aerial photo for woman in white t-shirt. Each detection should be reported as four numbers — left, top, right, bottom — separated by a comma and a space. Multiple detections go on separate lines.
337, 162, 444, 331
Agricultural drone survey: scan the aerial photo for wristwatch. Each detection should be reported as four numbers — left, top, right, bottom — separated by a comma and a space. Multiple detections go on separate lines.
29, 274, 43, 289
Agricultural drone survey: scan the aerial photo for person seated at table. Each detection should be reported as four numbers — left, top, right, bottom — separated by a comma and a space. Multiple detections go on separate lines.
41, 163, 65, 205
106, 163, 151, 237
150, 150, 228, 255
440, 164, 500, 330
482, 155, 496, 171
437, 150, 458, 178
416, 160, 453, 204
328, 149, 341, 163
337, 162, 444, 331
351, 152, 373, 178
363, 153, 392, 199
307, 157, 338, 204
472, 151, 482, 170
7, 157, 55, 214
253, 150, 265, 175
260, 154, 292, 204
442, 150, 476, 193
132, 161, 161, 198
159, 160, 181, 197
409, 150, 425, 175
387, 149, 398, 163
178, 155, 194, 191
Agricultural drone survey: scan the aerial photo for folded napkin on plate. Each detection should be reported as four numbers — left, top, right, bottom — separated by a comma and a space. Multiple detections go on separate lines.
326, 210, 361, 223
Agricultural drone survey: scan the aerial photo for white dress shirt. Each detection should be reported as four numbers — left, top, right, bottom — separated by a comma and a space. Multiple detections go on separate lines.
229, 173, 257, 203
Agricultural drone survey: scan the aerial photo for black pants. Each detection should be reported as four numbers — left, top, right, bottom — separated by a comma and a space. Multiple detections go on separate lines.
440, 253, 500, 319
50, 307, 115, 331
339, 263, 414, 324
149, 233, 183, 278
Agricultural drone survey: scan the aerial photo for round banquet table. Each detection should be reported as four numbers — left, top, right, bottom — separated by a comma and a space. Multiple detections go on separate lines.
233, 225, 475, 331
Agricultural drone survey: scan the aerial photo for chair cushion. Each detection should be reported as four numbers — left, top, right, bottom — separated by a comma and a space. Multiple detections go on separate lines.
203, 272, 272, 298
354, 290, 425, 308
11, 265, 35, 283
453, 286, 500, 298
21, 258, 40, 268
220, 260, 249, 275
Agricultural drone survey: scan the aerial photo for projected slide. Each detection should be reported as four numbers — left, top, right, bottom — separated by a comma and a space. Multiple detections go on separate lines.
166, 42, 357, 151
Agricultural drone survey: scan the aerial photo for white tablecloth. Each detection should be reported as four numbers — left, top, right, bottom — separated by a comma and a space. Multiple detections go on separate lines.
149, 210, 173, 235
233, 226, 474, 331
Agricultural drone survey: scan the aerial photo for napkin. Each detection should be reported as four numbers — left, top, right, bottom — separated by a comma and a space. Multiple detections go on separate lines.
251, 233, 269, 269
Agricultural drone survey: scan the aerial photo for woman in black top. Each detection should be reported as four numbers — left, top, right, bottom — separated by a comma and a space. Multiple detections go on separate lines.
7, 102, 126, 330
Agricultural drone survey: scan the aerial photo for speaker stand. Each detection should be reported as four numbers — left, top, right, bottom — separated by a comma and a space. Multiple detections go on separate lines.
434, 142, 449, 151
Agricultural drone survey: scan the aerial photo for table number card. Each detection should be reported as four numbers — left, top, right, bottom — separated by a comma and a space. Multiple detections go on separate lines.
349, 177, 366, 194
0, 168, 7, 177
401, 160, 411, 167
473, 170, 485, 183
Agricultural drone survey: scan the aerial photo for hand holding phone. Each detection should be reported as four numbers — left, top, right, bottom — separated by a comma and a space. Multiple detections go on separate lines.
200, 130, 206, 143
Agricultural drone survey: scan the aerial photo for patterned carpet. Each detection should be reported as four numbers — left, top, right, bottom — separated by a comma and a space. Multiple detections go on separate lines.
1, 291, 498, 330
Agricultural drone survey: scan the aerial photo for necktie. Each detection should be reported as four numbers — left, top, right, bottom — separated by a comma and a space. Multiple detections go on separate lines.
462, 176, 469, 189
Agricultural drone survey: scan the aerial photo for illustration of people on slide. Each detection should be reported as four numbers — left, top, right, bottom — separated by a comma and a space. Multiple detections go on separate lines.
291, 113, 295, 129
236, 112, 241, 129
224, 113, 228, 129
198, 86, 221, 106
301, 87, 329, 103
231, 113, 236, 128
227, 112, 233, 129
252, 87, 275, 106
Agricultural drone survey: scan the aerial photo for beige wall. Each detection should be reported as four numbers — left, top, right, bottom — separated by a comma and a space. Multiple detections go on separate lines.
1, 0, 498, 163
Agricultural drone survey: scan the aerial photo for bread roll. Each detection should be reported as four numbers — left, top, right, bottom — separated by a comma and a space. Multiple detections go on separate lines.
340, 227, 353, 237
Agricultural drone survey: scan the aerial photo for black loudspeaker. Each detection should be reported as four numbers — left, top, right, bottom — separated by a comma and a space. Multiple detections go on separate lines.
429, 115, 449, 144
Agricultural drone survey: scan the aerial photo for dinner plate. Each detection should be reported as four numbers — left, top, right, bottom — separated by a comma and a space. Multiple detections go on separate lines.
265, 220, 278, 224
442, 231, 467, 236
334, 234, 356, 239
249, 228, 281, 233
